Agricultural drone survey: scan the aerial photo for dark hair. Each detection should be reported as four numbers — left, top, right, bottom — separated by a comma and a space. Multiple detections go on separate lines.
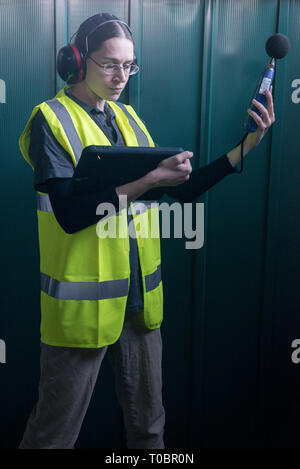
74, 13, 134, 58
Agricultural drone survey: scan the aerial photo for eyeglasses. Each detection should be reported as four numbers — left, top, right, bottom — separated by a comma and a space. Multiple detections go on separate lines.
88, 56, 139, 76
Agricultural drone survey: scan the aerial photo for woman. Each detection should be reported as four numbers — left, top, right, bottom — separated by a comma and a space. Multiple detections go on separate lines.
19, 12, 275, 449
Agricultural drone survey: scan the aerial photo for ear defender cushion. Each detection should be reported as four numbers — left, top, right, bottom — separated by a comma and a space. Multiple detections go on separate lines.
57, 44, 85, 83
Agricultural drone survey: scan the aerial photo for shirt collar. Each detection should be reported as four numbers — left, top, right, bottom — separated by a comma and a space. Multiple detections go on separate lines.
65, 87, 115, 118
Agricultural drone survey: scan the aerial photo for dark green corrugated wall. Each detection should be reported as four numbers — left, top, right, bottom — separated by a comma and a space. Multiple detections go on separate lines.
0, 0, 299, 449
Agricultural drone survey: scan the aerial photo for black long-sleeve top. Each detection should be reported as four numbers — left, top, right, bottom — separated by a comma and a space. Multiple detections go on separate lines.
46, 153, 236, 234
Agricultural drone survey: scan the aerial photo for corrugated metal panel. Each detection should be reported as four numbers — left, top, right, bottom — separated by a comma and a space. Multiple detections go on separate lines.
259, 0, 300, 448
191, 0, 279, 448
0, 0, 55, 449
0, 0, 55, 144
67, 0, 129, 34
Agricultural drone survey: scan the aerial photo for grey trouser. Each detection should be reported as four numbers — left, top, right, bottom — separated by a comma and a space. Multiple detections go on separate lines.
19, 311, 165, 449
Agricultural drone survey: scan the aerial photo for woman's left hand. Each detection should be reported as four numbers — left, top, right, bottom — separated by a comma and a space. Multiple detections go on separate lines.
245, 86, 275, 152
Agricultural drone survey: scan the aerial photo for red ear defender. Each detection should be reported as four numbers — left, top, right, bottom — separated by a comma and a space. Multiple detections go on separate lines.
69, 45, 85, 82
69, 44, 83, 68
57, 44, 85, 84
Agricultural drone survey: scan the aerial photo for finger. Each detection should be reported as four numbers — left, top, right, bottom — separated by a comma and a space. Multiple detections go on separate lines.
265, 88, 274, 111
174, 151, 193, 165
252, 98, 269, 119
181, 151, 193, 160
178, 163, 192, 175
247, 108, 266, 130
252, 98, 271, 126
265, 88, 275, 121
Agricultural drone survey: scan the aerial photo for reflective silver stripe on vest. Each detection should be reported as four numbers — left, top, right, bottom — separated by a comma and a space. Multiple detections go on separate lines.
145, 264, 162, 293
41, 272, 129, 301
37, 193, 53, 212
46, 99, 83, 163
115, 102, 150, 147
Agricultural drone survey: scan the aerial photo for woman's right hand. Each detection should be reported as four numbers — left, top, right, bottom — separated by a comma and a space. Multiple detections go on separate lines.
151, 151, 193, 187
116, 151, 193, 205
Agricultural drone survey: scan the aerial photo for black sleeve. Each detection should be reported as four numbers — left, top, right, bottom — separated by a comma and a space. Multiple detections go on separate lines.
47, 178, 120, 234
47, 153, 235, 234
136, 153, 237, 202
165, 153, 237, 202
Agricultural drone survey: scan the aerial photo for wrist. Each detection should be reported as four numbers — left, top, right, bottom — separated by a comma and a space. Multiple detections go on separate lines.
115, 170, 160, 206
243, 134, 254, 155
227, 145, 242, 168
227, 136, 253, 168
144, 168, 161, 188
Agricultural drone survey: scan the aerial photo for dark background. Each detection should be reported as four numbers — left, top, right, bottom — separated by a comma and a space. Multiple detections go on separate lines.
0, 0, 299, 449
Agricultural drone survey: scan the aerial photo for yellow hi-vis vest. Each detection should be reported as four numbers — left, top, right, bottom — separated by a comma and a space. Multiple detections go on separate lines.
19, 86, 163, 348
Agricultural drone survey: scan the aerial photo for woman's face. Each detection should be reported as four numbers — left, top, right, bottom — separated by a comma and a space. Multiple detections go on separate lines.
84, 37, 134, 100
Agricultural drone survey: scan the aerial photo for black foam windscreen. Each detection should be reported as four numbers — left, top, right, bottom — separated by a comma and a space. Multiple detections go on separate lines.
265, 33, 290, 59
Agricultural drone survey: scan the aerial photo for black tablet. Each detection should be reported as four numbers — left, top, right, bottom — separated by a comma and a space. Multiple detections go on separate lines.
73, 145, 184, 190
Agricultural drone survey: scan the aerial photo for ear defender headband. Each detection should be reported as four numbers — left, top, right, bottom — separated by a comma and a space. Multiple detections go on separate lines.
57, 13, 134, 84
